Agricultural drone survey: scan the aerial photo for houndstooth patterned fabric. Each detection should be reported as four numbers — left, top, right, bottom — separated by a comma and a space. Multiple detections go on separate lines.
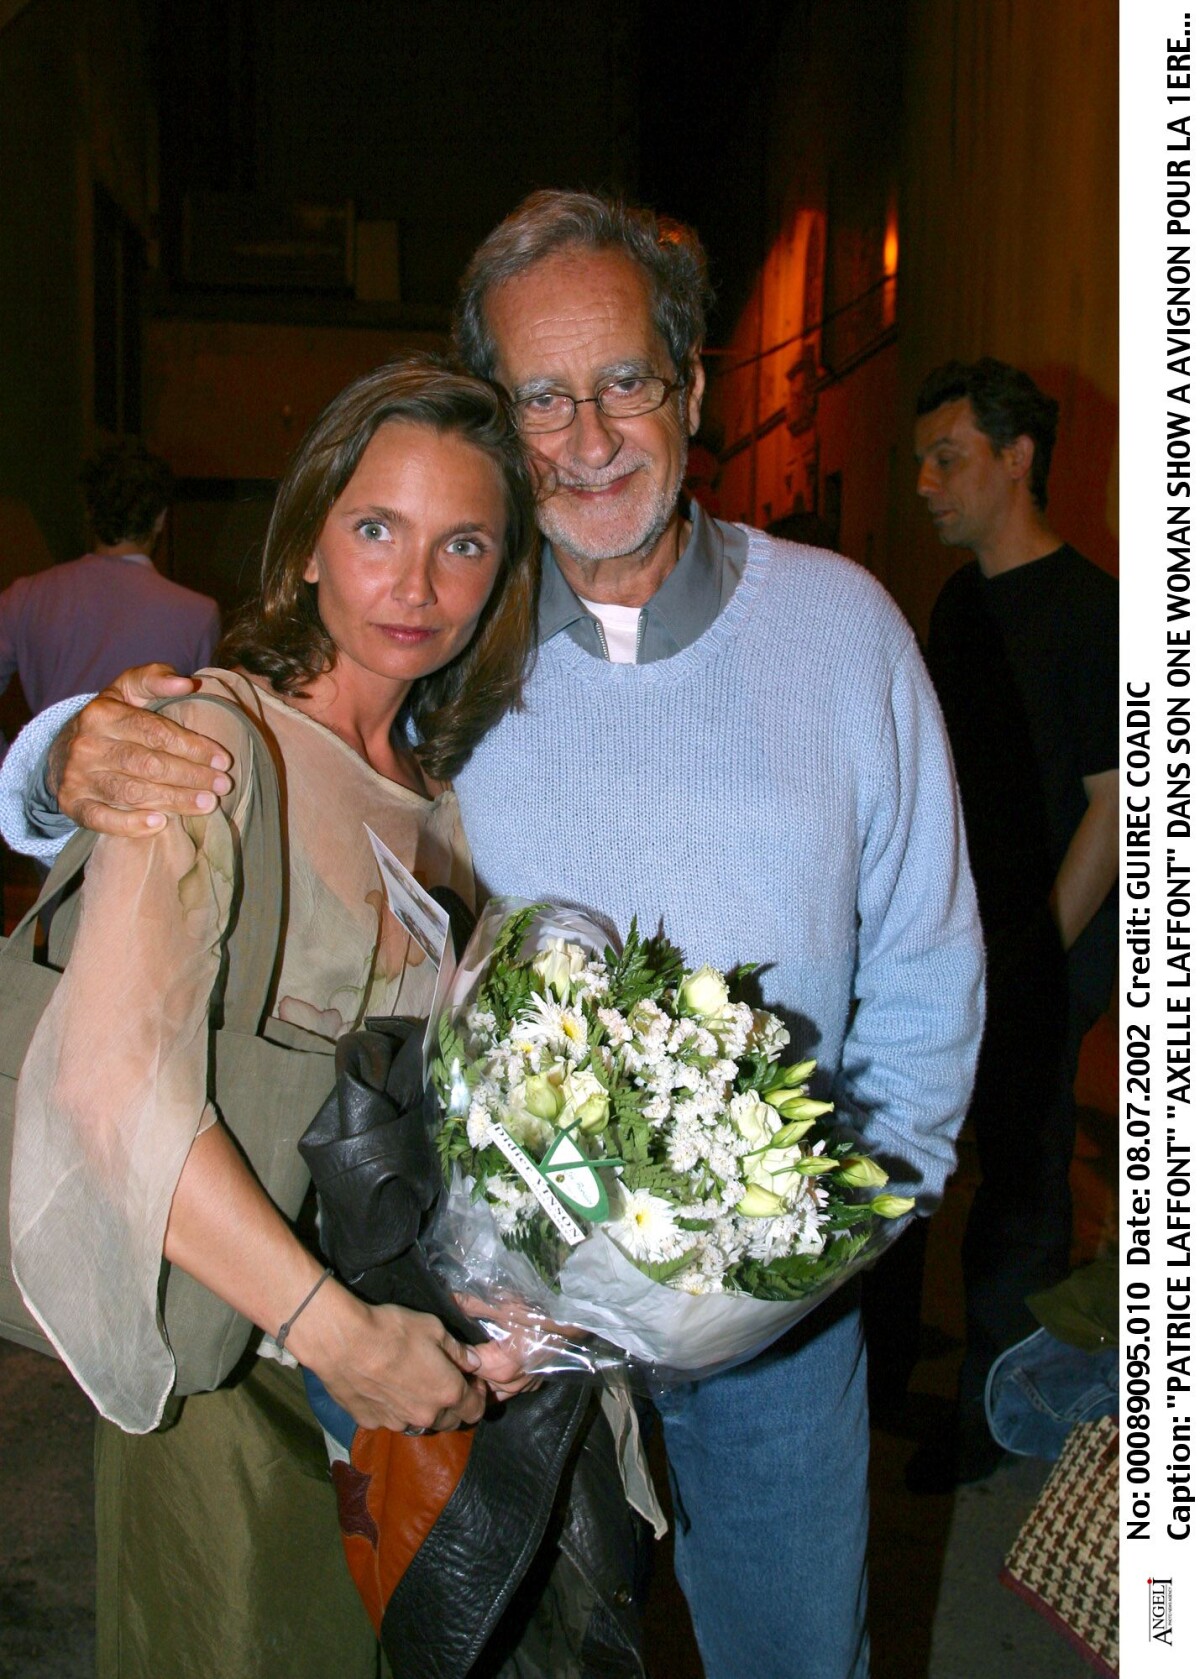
1001, 1415, 1119, 1676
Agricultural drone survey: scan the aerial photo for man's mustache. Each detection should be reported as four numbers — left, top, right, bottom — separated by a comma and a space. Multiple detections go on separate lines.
539, 463, 645, 492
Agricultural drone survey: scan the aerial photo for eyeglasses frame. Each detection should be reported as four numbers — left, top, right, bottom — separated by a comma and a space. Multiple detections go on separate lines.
513, 374, 686, 435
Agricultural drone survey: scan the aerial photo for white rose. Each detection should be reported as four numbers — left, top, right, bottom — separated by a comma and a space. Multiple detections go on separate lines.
871, 1194, 916, 1218
731, 1092, 813, 1207
730, 1091, 776, 1152
532, 937, 588, 1002
739, 1139, 801, 1202
560, 1065, 611, 1133
523, 1073, 563, 1122
737, 1182, 785, 1217
503, 1109, 553, 1154
678, 965, 730, 1021
836, 1154, 889, 1189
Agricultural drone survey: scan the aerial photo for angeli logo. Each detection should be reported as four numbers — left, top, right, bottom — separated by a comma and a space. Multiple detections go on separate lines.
1148, 1577, 1173, 1645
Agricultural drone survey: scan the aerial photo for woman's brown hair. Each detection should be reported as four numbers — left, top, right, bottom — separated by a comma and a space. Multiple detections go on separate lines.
217, 356, 539, 780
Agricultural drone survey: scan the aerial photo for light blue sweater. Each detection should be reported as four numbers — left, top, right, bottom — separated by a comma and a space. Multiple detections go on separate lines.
455, 530, 984, 1206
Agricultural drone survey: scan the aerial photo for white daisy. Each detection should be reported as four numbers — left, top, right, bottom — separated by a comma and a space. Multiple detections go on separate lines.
575, 961, 613, 1001
667, 1115, 705, 1173
714, 1000, 755, 1059
670, 1268, 726, 1295
518, 993, 591, 1063
482, 1175, 541, 1234
610, 1188, 690, 1264
466, 1098, 495, 1148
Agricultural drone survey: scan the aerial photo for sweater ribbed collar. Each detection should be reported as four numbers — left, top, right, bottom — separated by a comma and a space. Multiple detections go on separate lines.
537, 527, 775, 690
536, 502, 748, 662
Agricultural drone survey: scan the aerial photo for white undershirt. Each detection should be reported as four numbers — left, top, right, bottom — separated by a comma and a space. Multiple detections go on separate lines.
577, 596, 641, 663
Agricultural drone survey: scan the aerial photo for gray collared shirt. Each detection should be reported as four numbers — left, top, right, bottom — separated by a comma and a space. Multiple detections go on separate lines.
537, 501, 749, 663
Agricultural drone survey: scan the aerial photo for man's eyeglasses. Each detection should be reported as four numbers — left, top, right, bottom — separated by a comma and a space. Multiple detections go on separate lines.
514, 375, 683, 435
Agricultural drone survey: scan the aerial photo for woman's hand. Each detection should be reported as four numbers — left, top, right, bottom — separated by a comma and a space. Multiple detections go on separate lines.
455, 1293, 589, 1396
300, 1288, 540, 1423
162, 1126, 499, 1434
292, 1289, 493, 1432
471, 1325, 544, 1401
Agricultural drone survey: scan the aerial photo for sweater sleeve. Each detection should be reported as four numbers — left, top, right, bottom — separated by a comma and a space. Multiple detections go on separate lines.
835, 632, 985, 1210
0, 694, 93, 862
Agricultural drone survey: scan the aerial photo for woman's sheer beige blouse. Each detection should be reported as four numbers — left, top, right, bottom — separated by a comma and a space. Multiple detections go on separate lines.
10, 672, 473, 1431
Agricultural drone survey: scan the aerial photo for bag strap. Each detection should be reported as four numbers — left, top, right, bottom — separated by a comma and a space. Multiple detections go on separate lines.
1, 693, 285, 1038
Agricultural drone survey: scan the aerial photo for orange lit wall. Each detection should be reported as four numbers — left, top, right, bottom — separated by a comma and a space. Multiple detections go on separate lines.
709, 207, 826, 527
697, 0, 903, 580
893, 0, 1118, 634
709, 202, 898, 575
697, 0, 1116, 638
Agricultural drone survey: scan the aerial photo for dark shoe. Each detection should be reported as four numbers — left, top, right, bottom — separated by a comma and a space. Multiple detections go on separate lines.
904, 1406, 1005, 1494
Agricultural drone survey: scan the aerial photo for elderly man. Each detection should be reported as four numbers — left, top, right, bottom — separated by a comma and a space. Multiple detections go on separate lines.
1, 194, 983, 1679
908, 358, 1118, 1490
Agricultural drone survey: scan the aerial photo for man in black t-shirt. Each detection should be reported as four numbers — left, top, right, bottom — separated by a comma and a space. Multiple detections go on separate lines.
907, 357, 1117, 1489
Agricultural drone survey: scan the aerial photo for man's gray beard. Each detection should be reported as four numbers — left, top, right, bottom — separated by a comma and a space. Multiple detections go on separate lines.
537, 457, 688, 575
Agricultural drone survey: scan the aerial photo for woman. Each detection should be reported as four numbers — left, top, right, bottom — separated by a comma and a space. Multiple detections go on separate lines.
10, 359, 545, 1677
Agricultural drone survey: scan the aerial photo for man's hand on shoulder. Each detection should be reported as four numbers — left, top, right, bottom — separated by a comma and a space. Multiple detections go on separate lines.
50, 663, 235, 837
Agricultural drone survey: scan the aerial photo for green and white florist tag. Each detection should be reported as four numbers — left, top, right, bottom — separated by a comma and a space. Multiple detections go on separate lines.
484, 1119, 587, 1246
539, 1130, 612, 1222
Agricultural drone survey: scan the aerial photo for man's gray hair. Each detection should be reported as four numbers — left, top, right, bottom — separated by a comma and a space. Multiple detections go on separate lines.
453, 189, 714, 382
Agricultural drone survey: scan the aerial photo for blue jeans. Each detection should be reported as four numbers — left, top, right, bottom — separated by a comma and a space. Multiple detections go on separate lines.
651, 1295, 869, 1679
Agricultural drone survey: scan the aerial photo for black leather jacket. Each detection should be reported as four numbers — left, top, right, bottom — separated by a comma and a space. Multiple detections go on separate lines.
301, 1019, 646, 1679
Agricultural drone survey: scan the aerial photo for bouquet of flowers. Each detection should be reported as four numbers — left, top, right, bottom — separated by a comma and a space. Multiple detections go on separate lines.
426, 900, 913, 1378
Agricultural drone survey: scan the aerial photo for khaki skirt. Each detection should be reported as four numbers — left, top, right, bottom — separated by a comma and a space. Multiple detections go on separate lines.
94, 1356, 383, 1679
